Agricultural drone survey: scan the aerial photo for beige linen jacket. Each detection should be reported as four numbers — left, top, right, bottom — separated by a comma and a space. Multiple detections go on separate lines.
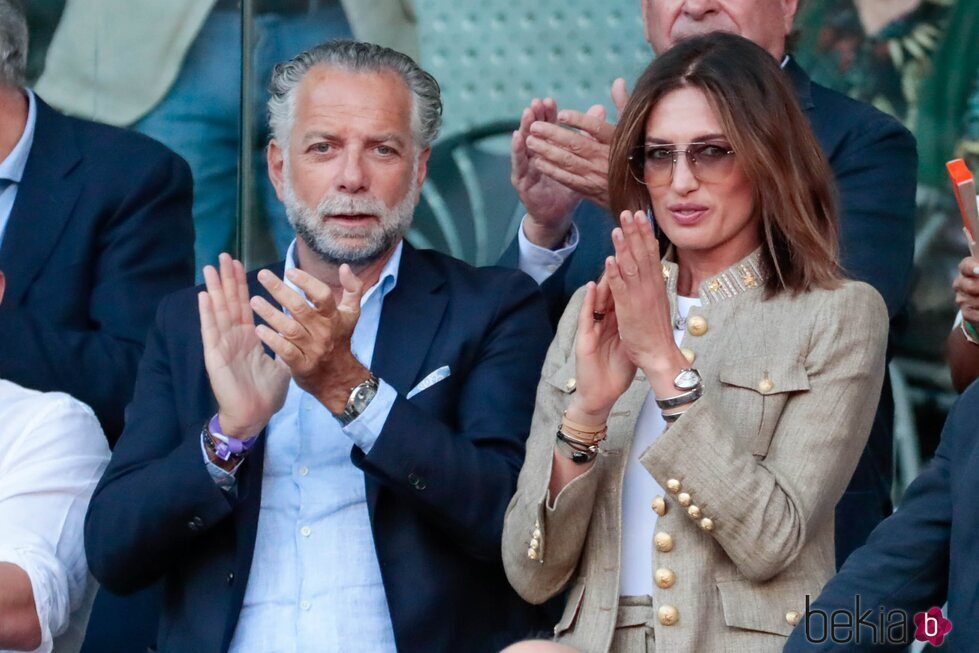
502, 253, 889, 653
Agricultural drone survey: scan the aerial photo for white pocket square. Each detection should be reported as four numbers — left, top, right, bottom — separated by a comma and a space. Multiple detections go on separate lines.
406, 365, 451, 399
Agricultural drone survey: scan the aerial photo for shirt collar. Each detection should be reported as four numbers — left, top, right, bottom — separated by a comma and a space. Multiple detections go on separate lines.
0, 88, 36, 184
282, 238, 403, 307
661, 247, 767, 306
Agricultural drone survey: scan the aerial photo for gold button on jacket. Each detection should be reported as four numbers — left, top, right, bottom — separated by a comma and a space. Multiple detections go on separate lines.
658, 605, 680, 626
655, 568, 677, 589
654, 531, 674, 552
686, 315, 708, 336
651, 496, 667, 516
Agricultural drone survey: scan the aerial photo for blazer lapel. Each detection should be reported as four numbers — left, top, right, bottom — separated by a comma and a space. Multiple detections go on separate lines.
370, 242, 448, 394
0, 96, 82, 305
784, 57, 816, 112
364, 242, 447, 516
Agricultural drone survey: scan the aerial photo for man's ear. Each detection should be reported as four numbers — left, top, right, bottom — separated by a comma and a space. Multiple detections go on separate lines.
0, 271, 6, 306
267, 139, 287, 202
415, 146, 431, 189
783, 0, 800, 35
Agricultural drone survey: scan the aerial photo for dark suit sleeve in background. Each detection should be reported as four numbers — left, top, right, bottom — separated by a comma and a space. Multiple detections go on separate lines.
84, 292, 234, 596
833, 112, 918, 320
0, 148, 194, 443
497, 202, 614, 328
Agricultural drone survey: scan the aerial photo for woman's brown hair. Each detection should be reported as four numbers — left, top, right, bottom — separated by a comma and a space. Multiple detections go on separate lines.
608, 32, 841, 295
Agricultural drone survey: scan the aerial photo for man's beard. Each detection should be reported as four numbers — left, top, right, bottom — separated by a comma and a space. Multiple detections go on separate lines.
282, 165, 418, 267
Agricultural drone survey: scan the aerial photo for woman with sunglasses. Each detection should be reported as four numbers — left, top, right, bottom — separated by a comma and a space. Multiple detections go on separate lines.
502, 32, 889, 653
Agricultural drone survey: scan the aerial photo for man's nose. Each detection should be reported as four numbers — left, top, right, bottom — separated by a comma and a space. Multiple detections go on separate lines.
336, 150, 368, 194
681, 0, 719, 20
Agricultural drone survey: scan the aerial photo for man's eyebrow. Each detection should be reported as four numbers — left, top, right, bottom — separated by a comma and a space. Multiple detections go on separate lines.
300, 130, 339, 144
367, 133, 409, 147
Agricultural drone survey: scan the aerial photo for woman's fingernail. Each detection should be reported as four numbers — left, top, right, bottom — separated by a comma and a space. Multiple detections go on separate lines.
973, 266, 979, 275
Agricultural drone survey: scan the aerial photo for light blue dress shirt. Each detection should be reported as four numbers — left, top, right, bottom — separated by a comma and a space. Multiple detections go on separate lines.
219, 240, 402, 653
0, 89, 36, 251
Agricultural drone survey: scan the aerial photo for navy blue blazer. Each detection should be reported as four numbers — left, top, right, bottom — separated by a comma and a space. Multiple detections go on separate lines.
784, 382, 979, 651
501, 59, 918, 566
85, 243, 555, 653
0, 95, 195, 443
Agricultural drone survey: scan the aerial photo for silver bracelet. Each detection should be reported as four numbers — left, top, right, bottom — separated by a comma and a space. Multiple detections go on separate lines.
662, 409, 689, 423
655, 385, 703, 410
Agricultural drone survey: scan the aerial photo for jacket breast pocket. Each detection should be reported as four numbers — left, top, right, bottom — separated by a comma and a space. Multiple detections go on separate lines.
716, 575, 808, 637
718, 356, 810, 457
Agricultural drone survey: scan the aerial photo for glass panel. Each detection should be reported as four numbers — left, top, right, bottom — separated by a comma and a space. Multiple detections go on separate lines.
239, 0, 355, 271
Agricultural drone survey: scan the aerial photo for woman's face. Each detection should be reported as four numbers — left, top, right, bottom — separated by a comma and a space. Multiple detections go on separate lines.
643, 86, 760, 266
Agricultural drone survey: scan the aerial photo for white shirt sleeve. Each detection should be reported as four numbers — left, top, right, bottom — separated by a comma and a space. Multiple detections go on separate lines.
0, 392, 109, 653
516, 215, 580, 285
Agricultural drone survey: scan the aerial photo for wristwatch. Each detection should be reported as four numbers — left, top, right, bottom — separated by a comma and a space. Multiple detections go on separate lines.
335, 374, 380, 426
673, 368, 702, 391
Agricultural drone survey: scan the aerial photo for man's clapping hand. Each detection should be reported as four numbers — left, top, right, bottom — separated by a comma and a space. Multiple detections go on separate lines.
199, 254, 290, 440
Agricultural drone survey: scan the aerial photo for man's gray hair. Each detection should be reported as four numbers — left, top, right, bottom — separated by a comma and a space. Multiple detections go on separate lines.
0, 0, 27, 87
268, 40, 442, 151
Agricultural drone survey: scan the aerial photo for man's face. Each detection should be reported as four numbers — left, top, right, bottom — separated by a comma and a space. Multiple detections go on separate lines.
641, 0, 798, 60
268, 66, 429, 266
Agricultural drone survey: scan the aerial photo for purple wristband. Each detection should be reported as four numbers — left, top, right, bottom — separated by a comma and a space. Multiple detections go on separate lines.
209, 414, 258, 459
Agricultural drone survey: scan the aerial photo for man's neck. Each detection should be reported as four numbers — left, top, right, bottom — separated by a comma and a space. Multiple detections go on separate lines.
0, 85, 28, 163
295, 238, 400, 304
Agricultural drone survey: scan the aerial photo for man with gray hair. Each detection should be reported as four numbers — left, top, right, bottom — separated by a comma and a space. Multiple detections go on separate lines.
85, 40, 554, 653
0, 0, 194, 444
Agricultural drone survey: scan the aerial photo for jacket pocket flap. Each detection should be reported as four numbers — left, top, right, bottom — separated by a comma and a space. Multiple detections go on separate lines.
718, 356, 810, 394
716, 576, 805, 637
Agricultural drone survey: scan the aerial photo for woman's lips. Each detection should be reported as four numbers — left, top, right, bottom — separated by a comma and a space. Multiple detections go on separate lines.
667, 204, 708, 226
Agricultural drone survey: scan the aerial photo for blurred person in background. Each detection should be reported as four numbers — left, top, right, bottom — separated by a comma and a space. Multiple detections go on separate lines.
503, 0, 916, 571
37, 0, 417, 274
795, 0, 979, 402
0, 270, 111, 653
502, 33, 888, 653
948, 251, 979, 390
0, 0, 194, 443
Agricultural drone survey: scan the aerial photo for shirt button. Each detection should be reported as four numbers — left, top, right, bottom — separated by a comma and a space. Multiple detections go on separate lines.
300, 600, 311, 611
187, 516, 204, 532
546, 264, 558, 273
298, 466, 310, 477
300, 526, 311, 537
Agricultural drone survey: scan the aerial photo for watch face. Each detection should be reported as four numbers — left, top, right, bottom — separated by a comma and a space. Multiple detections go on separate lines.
674, 368, 702, 390
352, 382, 378, 412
